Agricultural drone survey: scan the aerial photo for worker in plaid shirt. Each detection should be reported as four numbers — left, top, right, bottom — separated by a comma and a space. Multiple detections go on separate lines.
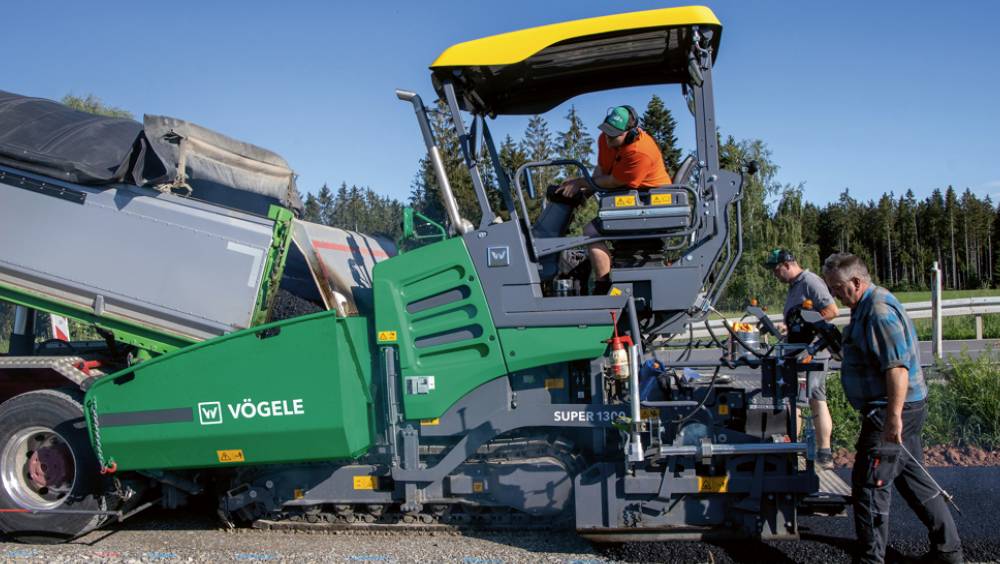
822, 252, 961, 564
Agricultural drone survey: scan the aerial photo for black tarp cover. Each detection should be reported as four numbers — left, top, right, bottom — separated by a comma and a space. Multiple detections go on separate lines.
0, 90, 301, 215
0, 90, 163, 185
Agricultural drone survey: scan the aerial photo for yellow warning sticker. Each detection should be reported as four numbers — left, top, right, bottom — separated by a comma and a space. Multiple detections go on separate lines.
353, 476, 378, 490
651, 193, 673, 206
217, 449, 245, 463
544, 378, 565, 390
698, 476, 729, 493
473, 481, 485, 493
614, 195, 636, 207
420, 418, 440, 426
718, 404, 730, 415
377, 330, 398, 342
640, 407, 660, 420
609, 287, 623, 296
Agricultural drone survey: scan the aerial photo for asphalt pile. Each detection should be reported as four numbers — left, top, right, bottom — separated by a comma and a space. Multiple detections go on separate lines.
268, 288, 325, 321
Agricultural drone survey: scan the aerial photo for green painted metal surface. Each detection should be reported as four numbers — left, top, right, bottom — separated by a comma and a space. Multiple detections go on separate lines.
0, 281, 194, 355
498, 325, 612, 373
85, 311, 374, 471
250, 206, 296, 327
373, 237, 507, 421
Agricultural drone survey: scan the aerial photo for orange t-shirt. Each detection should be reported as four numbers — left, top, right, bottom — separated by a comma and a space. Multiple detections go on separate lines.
596, 130, 672, 189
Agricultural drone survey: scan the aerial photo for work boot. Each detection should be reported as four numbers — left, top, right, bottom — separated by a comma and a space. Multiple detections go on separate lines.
816, 449, 835, 471
913, 550, 964, 564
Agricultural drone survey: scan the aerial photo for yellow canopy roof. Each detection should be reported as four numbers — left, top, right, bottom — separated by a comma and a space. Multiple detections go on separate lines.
430, 6, 722, 115
432, 5, 720, 68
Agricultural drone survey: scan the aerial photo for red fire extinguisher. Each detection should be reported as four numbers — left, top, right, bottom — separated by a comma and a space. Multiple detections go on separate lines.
606, 311, 634, 380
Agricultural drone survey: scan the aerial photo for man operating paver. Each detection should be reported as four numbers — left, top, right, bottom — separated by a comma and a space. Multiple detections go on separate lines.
556, 105, 671, 294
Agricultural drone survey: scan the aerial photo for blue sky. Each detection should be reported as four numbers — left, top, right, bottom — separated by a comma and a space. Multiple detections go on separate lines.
4, 1, 998, 207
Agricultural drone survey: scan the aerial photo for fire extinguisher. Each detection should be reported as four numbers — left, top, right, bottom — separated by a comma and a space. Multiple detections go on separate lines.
606, 311, 634, 380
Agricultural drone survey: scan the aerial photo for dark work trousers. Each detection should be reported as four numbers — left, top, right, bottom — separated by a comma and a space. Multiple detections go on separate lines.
851, 400, 962, 563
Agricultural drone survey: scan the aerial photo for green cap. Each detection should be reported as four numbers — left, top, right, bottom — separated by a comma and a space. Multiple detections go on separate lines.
599, 106, 632, 137
765, 248, 795, 267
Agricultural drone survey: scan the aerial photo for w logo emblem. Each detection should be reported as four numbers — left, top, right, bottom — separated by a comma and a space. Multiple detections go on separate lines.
198, 402, 223, 425
487, 246, 509, 267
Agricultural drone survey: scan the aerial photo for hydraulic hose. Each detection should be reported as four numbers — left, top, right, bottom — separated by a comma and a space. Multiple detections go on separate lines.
672, 365, 720, 426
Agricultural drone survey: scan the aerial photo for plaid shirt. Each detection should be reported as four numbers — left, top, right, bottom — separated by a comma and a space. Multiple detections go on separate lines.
840, 286, 928, 410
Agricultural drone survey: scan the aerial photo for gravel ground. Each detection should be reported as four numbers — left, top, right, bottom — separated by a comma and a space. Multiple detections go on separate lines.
1, 468, 996, 563
834, 446, 1000, 468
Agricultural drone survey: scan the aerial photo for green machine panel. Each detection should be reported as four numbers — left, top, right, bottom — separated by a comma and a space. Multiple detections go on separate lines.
499, 325, 611, 373
373, 237, 507, 421
85, 311, 374, 471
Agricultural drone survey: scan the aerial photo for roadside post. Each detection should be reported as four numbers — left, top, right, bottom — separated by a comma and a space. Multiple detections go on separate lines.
931, 261, 942, 360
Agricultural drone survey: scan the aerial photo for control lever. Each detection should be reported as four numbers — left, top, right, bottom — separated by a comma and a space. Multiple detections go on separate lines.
746, 306, 781, 338
800, 309, 843, 361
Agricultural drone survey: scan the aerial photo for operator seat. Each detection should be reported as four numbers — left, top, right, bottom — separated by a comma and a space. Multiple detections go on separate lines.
593, 155, 697, 267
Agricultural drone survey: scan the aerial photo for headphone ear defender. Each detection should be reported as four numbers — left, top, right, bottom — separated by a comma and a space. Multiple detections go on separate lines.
622, 105, 639, 145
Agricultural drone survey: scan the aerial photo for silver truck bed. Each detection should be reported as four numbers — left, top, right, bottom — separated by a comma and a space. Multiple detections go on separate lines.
0, 165, 275, 342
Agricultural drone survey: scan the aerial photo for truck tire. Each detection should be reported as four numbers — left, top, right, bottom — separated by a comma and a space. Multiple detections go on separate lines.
0, 388, 112, 542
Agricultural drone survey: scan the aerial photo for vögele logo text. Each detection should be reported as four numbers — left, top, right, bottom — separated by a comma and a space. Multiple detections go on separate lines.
197, 398, 306, 425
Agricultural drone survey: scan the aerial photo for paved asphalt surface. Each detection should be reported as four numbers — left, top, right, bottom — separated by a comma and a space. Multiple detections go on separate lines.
0, 467, 996, 563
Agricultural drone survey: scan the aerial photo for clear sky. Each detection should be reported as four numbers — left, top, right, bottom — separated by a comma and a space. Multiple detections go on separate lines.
4, 1, 998, 207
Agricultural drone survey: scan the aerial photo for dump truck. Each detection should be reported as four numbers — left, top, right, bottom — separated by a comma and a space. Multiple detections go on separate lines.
0, 6, 848, 543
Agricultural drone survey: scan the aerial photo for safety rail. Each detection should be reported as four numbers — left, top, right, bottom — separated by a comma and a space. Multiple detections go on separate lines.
690, 297, 1000, 341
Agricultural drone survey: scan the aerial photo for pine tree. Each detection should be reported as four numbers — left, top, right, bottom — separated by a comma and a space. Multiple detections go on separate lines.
316, 184, 335, 226
876, 193, 896, 287
640, 94, 682, 176
498, 134, 529, 219
519, 116, 557, 221
556, 106, 594, 180
520, 115, 557, 187
302, 192, 322, 223
945, 187, 959, 288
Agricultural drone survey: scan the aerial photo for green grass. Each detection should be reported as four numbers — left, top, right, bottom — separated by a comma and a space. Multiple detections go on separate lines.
913, 314, 1000, 340
893, 289, 1000, 302
923, 353, 1000, 449
827, 350, 1000, 451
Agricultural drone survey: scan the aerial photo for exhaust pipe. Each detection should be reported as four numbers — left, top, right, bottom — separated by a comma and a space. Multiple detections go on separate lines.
395, 90, 471, 235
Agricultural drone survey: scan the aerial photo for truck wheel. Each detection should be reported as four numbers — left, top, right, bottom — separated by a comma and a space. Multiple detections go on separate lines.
0, 389, 112, 543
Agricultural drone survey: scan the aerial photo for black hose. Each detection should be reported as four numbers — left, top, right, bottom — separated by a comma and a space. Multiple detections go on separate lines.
712, 307, 772, 359
672, 365, 720, 426
678, 323, 695, 362
703, 319, 727, 349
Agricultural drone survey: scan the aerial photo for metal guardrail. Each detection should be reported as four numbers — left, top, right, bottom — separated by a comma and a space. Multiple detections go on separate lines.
690, 297, 1000, 340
